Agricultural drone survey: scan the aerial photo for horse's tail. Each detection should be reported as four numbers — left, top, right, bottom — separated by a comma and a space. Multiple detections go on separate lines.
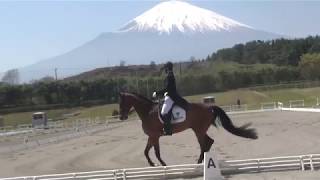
211, 106, 258, 139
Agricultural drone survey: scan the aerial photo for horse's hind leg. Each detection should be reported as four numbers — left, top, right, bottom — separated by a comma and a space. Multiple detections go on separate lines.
144, 137, 155, 166
204, 134, 214, 152
154, 137, 167, 166
194, 133, 215, 163
194, 132, 206, 164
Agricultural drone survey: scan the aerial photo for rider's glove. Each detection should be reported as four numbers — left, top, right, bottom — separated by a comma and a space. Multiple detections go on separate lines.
152, 92, 157, 98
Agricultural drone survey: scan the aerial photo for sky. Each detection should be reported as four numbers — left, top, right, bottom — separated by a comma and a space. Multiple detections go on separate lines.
0, 0, 320, 73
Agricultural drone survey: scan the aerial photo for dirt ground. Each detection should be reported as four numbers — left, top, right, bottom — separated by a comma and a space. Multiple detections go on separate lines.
0, 111, 320, 179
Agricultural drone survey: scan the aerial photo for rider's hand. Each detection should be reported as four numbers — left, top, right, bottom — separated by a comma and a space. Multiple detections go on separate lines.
152, 92, 157, 98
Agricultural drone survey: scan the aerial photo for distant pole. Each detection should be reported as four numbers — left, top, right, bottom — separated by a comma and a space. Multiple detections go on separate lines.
54, 68, 58, 81
179, 62, 182, 76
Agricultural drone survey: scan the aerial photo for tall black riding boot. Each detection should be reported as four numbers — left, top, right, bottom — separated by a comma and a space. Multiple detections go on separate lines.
163, 114, 172, 136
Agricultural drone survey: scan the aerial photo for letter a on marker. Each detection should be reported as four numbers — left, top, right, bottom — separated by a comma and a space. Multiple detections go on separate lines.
207, 158, 216, 168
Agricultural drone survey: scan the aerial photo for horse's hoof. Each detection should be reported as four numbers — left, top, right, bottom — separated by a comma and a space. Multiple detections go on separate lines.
197, 160, 203, 164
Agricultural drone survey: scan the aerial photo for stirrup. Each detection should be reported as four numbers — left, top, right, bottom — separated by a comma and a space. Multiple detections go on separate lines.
162, 126, 172, 136
162, 129, 172, 136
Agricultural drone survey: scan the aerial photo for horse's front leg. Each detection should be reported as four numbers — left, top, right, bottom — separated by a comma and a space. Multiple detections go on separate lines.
144, 137, 155, 166
153, 137, 167, 166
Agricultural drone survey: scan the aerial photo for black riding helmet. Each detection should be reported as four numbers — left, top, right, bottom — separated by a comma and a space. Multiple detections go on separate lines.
161, 61, 173, 72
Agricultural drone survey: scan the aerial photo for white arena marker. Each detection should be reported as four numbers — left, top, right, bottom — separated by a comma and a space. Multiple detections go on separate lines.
204, 151, 224, 180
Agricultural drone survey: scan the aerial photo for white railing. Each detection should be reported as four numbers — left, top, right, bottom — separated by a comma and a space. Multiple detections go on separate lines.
0, 164, 202, 180
0, 117, 123, 153
222, 99, 320, 114
220, 105, 232, 112
231, 104, 248, 112
220, 104, 248, 112
289, 100, 305, 108
224, 154, 320, 173
0, 116, 117, 137
261, 102, 277, 110
2, 154, 320, 180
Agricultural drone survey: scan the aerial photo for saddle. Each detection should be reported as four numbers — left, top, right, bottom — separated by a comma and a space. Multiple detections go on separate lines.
158, 103, 186, 124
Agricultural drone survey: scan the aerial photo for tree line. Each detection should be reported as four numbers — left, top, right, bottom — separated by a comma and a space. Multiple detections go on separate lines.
207, 36, 320, 66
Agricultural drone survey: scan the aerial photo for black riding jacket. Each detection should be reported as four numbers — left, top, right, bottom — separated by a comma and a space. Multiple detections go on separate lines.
157, 71, 189, 110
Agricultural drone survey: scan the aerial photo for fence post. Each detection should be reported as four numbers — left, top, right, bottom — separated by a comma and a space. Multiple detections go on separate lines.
113, 170, 117, 180
300, 156, 305, 171
164, 166, 167, 179
310, 155, 314, 171
122, 169, 127, 180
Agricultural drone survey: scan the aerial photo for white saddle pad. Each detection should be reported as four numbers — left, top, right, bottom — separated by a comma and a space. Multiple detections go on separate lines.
159, 105, 186, 124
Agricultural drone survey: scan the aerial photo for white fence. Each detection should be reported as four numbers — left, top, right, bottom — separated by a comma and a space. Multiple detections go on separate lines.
281, 107, 320, 113
2, 153, 320, 180
221, 99, 320, 114
0, 117, 121, 153
0, 116, 117, 137
289, 100, 305, 108
223, 154, 320, 174
0, 164, 202, 180
261, 102, 277, 110
220, 104, 248, 112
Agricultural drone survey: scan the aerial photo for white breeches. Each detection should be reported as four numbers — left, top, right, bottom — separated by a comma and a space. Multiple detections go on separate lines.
161, 95, 174, 115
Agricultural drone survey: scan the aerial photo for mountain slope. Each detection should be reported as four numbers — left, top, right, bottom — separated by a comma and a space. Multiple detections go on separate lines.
20, 0, 283, 82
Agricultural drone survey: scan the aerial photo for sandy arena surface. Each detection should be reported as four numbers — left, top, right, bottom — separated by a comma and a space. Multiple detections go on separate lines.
0, 111, 320, 179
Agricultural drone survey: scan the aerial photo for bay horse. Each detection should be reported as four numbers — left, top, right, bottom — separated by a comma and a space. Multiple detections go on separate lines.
119, 92, 257, 166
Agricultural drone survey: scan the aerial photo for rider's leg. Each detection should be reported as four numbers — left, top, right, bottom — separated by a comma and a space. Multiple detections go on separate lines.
161, 95, 174, 136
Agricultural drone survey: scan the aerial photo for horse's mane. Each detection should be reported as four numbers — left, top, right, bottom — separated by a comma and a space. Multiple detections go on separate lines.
128, 92, 157, 105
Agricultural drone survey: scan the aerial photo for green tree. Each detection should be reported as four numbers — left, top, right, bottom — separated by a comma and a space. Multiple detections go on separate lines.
299, 53, 320, 80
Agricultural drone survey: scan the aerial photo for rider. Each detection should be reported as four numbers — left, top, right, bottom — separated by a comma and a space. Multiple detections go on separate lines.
153, 61, 189, 136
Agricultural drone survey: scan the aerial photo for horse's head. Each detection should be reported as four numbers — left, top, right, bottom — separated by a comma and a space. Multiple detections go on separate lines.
119, 92, 132, 121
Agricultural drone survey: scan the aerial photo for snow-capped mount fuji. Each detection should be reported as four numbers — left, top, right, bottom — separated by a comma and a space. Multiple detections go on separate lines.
119, 0, 251, 34
20, 0, 282, 82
